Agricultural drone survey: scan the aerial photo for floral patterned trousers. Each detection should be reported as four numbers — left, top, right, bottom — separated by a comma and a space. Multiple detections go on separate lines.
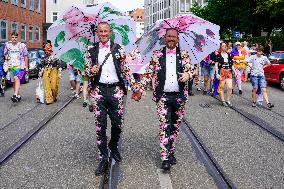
90, 85, 125, 159
156, 94, 186, 161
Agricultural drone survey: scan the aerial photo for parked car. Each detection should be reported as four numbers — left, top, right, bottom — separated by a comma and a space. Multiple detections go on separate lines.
28, 48, 45, 78
264, 51, 284, 90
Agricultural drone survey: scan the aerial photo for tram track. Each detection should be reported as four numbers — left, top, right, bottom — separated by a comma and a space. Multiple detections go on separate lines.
0, 96, 74, 165
0, 104, 40, 130
181, 118, 236, 189
213, 96, 284, 142
234, 93, 284, 120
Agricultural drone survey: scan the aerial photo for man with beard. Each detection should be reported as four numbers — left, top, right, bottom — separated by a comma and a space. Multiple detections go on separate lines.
134, 28, 193, 170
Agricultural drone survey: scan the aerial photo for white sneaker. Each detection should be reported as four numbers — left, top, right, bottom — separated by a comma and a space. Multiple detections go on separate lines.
74, 93, 80, 99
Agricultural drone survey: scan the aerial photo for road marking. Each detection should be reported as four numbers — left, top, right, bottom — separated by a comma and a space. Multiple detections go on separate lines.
157, 169, 173, 189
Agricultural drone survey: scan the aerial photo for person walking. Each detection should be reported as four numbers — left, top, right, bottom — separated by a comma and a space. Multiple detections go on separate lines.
247, 46, 274, 109
4, 32, 28, 102
86, 22, 140, 176
231, 42, 247, 95
215, 42, 234, 107
40, 43, 62, 105
0, 43, 5, 96
135, 28, 193, 171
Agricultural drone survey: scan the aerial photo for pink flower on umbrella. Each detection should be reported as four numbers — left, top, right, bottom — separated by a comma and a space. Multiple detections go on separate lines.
158, 16, 206, 37
63, 7, 102, 39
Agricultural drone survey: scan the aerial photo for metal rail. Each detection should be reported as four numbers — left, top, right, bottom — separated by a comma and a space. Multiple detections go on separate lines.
0, 97, 74, 165
182, 118, 236, 189
213, 96, 284, 142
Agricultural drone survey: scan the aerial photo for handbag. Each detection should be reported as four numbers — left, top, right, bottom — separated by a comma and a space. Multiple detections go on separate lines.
36, 79, 44, 103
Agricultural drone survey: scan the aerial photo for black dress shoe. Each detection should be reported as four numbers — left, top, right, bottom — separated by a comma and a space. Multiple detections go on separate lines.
95, 159, 108, 176
161, 160, 171, 171
239, 90, 243, 95
109, 148, 122, 162
169, 155, 177, 165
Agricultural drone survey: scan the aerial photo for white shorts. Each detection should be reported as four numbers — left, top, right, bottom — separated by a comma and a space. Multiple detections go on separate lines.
68, 68, 81, 82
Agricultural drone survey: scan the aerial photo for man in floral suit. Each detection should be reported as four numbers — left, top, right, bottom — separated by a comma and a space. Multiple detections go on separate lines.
86, 22, 140, 176
135, 28, 193, 171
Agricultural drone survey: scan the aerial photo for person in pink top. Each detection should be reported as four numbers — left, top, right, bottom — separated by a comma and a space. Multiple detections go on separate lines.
4, 32, 28, 102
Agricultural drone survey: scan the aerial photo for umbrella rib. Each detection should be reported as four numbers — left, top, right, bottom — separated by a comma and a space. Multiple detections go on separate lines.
181, 33, 199, 63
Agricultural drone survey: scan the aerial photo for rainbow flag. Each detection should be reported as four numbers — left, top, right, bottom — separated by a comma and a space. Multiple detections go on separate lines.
212, 73, 222, 96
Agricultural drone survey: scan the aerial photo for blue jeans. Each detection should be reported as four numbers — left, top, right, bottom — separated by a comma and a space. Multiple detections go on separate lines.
251, 75, 266, 89
201, 65, 215, 78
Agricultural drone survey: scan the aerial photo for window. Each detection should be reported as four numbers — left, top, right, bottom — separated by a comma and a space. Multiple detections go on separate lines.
21, 0, 26, 7
12, 0, 18, 5
35, 26, 40, 41
0, 20, 8, 41
29, 0, 34, 10
186, 0, 190, 12
21, 24, 26, 41
12, 22, 18, 33
35, 0, 40, 12
29, 25, 34, 41
180, 0, 185, 12
52, 12, 58, 22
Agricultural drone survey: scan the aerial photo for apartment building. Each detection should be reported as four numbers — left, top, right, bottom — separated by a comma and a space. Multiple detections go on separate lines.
128, 8, 144, 38
0, 0, 46, 48
144, 0, 207, 31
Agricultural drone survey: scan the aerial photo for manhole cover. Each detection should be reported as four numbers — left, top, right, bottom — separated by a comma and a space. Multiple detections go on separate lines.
199, 103, 211, 108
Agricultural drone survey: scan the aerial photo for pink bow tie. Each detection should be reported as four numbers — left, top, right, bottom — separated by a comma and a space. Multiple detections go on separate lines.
99, 42, 109, 48
167, 49, 176, 54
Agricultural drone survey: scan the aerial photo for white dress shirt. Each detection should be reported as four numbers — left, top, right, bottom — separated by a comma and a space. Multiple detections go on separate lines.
98, 41, 119, 84
164, 48, 179, 92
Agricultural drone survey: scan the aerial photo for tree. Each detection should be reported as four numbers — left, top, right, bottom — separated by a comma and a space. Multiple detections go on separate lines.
191, 0, 283, 37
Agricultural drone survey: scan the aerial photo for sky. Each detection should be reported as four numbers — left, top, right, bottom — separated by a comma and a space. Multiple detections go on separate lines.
98, 0, 144, 12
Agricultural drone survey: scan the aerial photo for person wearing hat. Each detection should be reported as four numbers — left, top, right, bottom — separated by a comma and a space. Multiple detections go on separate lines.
231, 41, 247, 95
40, 42, 62, 105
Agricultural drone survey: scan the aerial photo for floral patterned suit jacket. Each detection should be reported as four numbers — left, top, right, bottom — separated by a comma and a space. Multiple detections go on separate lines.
85, 41, 138, 95
142, 46, 194, 103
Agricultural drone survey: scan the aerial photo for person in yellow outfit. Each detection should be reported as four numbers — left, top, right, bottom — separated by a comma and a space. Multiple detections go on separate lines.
230, 42, 247, 95
40, 43, 62, 105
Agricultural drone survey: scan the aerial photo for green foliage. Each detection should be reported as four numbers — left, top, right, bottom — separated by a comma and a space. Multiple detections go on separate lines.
191, 0, 283, 37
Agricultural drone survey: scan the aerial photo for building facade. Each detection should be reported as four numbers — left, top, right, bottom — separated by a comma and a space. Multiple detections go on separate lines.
128, 8, 144, 39
0, 0, 46, 48
144, 0, 207, 32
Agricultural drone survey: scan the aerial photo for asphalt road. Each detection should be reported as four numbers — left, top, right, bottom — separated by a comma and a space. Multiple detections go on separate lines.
0, 78, 283, 188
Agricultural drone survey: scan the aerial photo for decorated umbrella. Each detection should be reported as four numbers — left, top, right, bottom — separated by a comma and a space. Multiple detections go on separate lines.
125, 49, 148, 74
137, 14, 220, 66
47, 2, 137, 73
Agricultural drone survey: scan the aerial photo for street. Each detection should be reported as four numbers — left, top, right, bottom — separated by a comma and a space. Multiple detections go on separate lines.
0, 72, 283, 189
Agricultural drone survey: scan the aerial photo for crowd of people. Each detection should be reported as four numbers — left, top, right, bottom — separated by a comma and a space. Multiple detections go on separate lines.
188, 40, 274, 109
0, 25, 276, 173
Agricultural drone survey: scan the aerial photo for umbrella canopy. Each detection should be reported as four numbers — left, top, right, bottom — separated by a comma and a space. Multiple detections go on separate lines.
47, 2, 137, 73
137, 14, 220, 66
